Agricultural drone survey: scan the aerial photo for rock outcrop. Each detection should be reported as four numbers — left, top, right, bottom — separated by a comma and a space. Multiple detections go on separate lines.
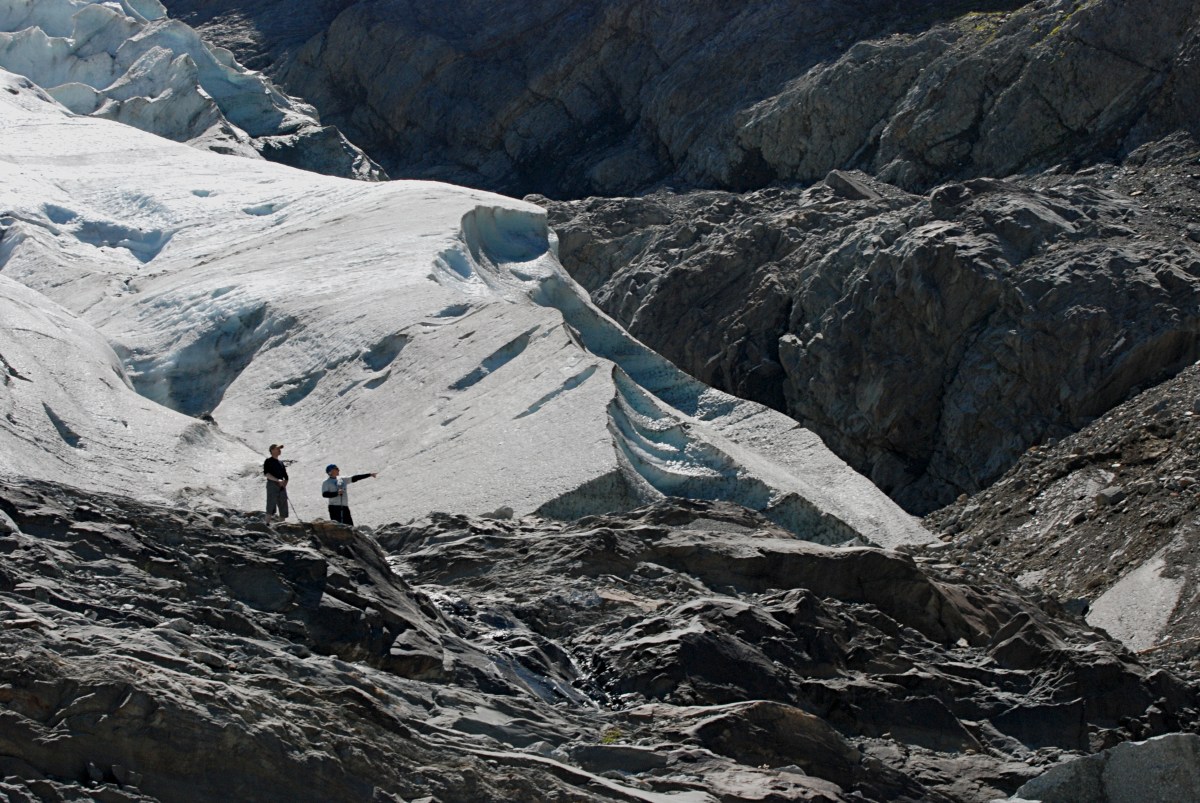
0, 0, 383, 180
162, 0, 1200, 198
1008, 733, 1200, 803
543, 139, 1200, 512
2, 480, 1197, 802
923, 359, 1200, 664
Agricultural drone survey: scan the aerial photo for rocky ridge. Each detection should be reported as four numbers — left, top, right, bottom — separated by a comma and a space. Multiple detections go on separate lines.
2, 480, 1197, 802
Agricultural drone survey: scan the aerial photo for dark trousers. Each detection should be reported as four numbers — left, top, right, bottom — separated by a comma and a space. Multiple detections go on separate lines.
266, 482, 288, 517
329, 506, 354, 526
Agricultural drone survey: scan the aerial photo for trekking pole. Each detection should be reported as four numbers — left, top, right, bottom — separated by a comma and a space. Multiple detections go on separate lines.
277, 486, 318, 543
280, 486, 308, 526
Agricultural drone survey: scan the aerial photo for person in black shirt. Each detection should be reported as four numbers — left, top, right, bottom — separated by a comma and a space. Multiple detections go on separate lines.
263, 443, 289, 523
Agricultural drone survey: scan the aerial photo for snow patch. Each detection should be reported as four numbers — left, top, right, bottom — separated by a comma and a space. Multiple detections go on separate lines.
1087, 549, 1186, 652
0, 273, 256, 505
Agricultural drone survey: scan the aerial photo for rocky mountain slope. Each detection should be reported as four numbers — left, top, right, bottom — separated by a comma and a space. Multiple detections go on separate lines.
4, 3, 1200, 801
923, 359, 1200, 666
2, 478, 1196, 802
162, 0, 1199, 199
0, 0, 381, 179
543, 139, 1200, 514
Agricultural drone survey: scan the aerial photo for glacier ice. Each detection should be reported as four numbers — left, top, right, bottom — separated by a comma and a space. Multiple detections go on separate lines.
0, 67, 931, 546
0, 271, 258, 506
0, 0, 382, 179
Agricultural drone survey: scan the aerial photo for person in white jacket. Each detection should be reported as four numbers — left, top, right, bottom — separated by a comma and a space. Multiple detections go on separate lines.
321, 464, 377, 526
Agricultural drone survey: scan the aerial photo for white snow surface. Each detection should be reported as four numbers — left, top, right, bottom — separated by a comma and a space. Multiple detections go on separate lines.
1087, 548, 1186, 652
0, 272, 256, 505
0, 68, 931, 545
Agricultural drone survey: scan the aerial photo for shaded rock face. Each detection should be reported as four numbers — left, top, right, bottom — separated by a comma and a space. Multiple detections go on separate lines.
163, 0, 1198, 198
923, 359, 1200, 666
544, 142, 1200, 513
3, 481, 1197, 802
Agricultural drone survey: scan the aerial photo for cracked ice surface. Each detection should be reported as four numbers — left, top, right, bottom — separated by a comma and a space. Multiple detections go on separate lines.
0, 0, 380, 177
0, 68, 930, 546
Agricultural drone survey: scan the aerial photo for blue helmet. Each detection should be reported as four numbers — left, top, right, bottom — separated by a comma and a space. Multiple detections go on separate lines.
325, 464, 338, 474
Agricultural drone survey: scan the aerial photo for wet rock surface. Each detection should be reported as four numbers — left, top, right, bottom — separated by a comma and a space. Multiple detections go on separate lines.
543, 139, 1200, 513
4, 480, 1195, 802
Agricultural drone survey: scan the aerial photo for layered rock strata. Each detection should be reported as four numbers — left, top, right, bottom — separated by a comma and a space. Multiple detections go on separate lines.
1, 480, 1196, 802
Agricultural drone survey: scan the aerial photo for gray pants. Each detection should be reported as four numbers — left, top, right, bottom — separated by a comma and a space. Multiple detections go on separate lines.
266, 481, 289, 518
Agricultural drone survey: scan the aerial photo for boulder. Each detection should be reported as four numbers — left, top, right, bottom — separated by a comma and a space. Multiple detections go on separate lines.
1009, 733, 1200, 803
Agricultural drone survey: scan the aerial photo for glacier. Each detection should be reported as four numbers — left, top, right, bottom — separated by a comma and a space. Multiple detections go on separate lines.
0, 64, 929, 546
0, 0, 382, 178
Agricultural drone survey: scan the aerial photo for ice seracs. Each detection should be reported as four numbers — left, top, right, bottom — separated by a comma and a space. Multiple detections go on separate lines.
0, 0, 382, 179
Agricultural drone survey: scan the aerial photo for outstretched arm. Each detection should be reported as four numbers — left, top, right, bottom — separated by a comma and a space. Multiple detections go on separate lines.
350, 473, 378, 483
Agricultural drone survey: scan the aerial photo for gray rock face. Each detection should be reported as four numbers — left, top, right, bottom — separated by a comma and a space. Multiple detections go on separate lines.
543, 145, 1200, 512
162, 0, 1199, 198
1009, 733, 1200, 803
923, 359, 1200, 664
3, 480, 1197, 802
